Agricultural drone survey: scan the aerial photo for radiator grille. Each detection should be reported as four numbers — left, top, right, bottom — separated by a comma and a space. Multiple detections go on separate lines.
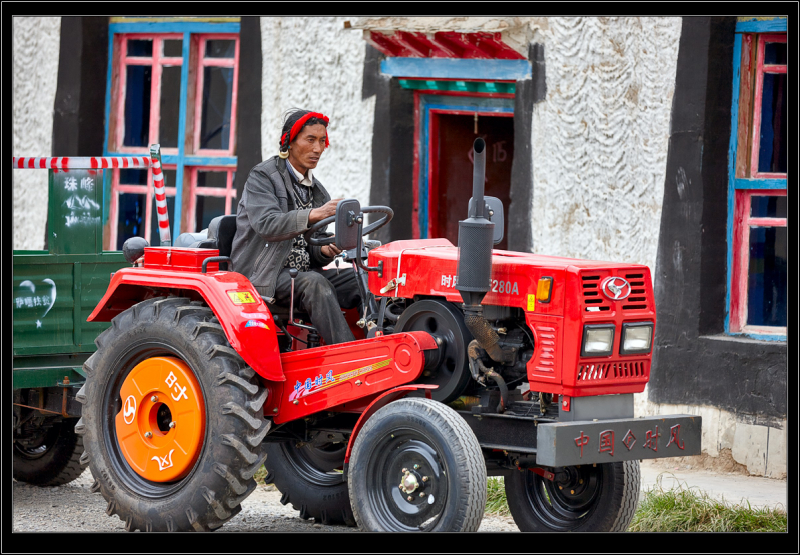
581, 272, 650, 311
577, 361, 647, 381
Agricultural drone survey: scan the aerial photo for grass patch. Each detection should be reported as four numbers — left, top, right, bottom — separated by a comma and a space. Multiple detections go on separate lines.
629, 479, 787, 532
253, 466, 269, 485
482, 475, 787, 532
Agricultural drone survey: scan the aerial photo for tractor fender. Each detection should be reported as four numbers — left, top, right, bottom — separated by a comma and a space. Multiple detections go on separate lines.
342, 383, 439, 472
87, 267, 284, 382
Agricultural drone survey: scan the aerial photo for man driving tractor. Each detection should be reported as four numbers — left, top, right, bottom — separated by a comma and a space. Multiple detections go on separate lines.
230, 108, 361, 345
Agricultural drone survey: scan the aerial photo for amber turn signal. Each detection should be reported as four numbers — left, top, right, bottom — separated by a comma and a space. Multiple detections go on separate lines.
536, 276, 553, 303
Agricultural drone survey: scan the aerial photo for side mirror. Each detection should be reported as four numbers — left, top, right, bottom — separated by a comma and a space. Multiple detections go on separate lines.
468, 196, 505, 245
122, 236, 149, 264
334, 199, 362, 251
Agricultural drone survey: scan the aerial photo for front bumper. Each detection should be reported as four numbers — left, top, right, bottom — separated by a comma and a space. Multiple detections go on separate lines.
536, 414, 701, 466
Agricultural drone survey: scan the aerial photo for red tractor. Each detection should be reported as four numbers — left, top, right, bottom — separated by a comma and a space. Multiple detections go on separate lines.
78, 139, 700, 532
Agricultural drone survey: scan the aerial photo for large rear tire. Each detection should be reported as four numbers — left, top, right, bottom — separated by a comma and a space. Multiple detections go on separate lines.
77, 297, 270, 532
505, 460, 640, 532
13, 416, 87, 486
264, 441, 355, 526
348, 397, 486, 531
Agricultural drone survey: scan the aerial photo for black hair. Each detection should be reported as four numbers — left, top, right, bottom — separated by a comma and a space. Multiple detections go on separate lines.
279, 108, 329, 152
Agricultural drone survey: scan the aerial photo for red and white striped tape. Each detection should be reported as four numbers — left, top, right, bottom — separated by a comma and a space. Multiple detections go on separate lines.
12, 156, 152, 170
150, 154, 171, 245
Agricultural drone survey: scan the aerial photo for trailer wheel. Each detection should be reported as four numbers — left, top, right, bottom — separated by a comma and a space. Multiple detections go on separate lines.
505, 460, 640, 532
78, 297, 269, 532
348, 397, 486, 531
13, 416, 87, 486
264, 441, 355, 526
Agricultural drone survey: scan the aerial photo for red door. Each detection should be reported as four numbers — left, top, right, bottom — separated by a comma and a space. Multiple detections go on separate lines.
429, 112, 514, 250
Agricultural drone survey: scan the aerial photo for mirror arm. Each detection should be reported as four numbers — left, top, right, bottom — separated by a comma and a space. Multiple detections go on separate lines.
354, 217, 384, 277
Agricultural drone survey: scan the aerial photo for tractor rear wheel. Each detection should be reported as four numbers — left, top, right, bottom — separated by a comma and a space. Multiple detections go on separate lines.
77, 297, 270, 532
348, 397, 486, 531
504, 460, 640, 532
264, 440, 355, 526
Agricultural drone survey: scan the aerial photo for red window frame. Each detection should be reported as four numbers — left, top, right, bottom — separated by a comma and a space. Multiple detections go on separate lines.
185, 167, 237, 232
750, 34, 786, 179
192, 35, 240, 157
112, 34, 183, 155
729, 189, 787, 334
108, 166, 177, 249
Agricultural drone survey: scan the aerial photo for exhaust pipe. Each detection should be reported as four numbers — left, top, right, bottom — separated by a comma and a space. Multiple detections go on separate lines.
456, 138, 515, 365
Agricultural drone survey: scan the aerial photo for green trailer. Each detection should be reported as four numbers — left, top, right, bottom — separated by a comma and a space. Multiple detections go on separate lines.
13, 155, 153, 485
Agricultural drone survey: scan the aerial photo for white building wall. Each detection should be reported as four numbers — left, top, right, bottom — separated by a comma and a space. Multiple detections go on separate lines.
530, 17, 681, 277
259, 17, 375, 203
13, 17, 61, 251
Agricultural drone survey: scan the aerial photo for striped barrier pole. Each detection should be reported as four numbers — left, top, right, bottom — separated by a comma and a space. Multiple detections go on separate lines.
12, 156, 152, 169
149, 144, 171, 246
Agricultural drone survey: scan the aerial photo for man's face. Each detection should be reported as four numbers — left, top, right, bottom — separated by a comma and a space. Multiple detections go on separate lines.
288, 123, 327, 176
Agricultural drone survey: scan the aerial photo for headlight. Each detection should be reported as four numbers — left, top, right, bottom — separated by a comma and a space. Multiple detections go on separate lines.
621, 322, 653, 355
581, 324, 615, 357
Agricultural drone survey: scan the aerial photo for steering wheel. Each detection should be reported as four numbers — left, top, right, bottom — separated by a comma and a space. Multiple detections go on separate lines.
306, 205, 394, 246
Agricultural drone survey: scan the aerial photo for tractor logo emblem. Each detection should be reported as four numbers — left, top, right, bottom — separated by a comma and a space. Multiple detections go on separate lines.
123, 395, 136, 424
151, 449, 175, 471
601, 277, 631, 300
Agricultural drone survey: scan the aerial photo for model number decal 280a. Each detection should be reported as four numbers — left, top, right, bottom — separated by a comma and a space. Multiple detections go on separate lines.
491, 280, 519, 295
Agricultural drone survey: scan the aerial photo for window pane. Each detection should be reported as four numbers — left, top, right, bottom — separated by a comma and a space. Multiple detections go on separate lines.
205, 40, 235, 58
149, 195, 175, 246
119, 168, 148, 185
200, 67, 234, 150
124, 65, 152, 147
747, 226, 787, 327
127, 39, 152, 57
163, 39, 183, 57
750, 195, 787, 218
197, 170, 228, 188
757, 73, 787, 174
117, 192, 146, 249
763, 42, 787, 65
159, 65, 182, 148
195, 195, 226, 232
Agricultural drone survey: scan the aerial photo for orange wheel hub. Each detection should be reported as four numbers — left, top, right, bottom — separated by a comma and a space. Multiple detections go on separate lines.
115, 357, 206, 482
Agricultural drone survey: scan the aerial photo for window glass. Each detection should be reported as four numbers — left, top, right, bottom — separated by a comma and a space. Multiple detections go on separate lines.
750, 195, 787, 218
205, 40, 236, 58
195, 195, 226, 232
763, 42, 787, 64
117, 192, 146, 249
747, 226, 787, 327
159, 65, 182, 148
757, 72, 787, 174
124, 65, 152, 147
197, 170, 227, 188
127, 39, 152, 57
163, 39, 183, 57
200, 67, 234, 150
119, 168, 148, 185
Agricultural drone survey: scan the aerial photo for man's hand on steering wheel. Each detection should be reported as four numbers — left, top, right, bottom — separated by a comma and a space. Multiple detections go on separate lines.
320, 243, 342, 258
309, 198, 343, 225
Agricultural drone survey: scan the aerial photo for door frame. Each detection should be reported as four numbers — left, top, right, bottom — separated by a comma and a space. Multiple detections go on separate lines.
412, 91, 514, 239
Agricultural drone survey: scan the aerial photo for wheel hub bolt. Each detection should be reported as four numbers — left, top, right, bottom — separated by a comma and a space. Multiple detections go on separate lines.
169, 421, 176, 429
402, 468, 408, 473
422, 476, 428, 482
151, 395, 158, 403
144, 431, 153, 438
407, 496, 413, 502
413, 464, 420, 470
419, 492, 425, 497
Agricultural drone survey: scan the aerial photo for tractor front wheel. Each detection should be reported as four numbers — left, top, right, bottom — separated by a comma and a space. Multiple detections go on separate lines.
504, 460, 640, 532
264, 440, 355, 526
348, 397, 486, 531
77, 297, 270, 532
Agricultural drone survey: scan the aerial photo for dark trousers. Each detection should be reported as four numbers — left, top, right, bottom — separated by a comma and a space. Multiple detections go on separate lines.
273, 266, 362, 345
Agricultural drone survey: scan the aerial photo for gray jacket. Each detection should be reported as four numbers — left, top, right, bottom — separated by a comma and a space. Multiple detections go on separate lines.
230, 156, 333, 298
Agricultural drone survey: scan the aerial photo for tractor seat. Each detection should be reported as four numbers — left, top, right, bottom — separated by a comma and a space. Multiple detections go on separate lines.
173, 215, 237, 270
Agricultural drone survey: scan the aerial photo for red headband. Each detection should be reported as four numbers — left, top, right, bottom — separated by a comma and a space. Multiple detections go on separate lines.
280, 112, 330, 150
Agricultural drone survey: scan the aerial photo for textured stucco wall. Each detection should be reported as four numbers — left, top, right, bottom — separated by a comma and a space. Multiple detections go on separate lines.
13, 17, 61, 251
260, 17, 375, 202
530, 17, 681, 276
